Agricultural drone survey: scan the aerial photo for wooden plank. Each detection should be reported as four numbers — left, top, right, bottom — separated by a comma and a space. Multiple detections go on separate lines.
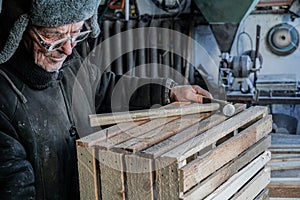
78, 102, 187, 147
257, 0, 294, 7
269, 187, 300, 198
180, 115, 272, 192
89, 103, 220, 127
270, 149, 300, 154
269, 177, 300, 197
98, 150, 125, 200
182, 136, 271, 200
270, 144, 300, 149
254, 188, 270, 200
162, 106, 268, 163
231, 167, 271, 200
271, 133, 300, 145
142, 103, 247, 158
269, 177, 300, 187
268, 161, 300, 171
124, 155, 154, 200
77, 120, 148, 147
77, 146, 99, 200
271, 154, 300, 160
94, 116, 179, 150
270, 198, 300, 200
155, 157, 179, 200
115, 113, 209, 153
204, 151, 271, 200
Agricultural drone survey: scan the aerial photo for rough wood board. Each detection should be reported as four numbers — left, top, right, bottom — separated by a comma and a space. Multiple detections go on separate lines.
163, 106, 268, 163
124, 154, 154, 200
271, 154, 300, 160
77, 146, 98, 200
271, 133, 300, 145
98, 150, 125, 200
89, 103, 220, 127
268, 161, 300, 171
269, 187, 300, 198
204, 151, 271, 200
94, 116, 178, 150
155, 157, 179, 200
269, 177, 300, 187
182, 136, 271, 200
180, 115, 272, 192
76, 120, 148, 147
231, 168, 271, 200
142, 104, 246, 158
270, 198, 300, 200
272, 169, 300, 178
270, 149, 300, 154
116, 113, 209, 153
270, 144, 300, 149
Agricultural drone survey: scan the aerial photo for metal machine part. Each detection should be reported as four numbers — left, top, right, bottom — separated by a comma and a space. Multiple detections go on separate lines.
135, 0, 190, 16
267, 23, 299, 56
220, 52, 259, 94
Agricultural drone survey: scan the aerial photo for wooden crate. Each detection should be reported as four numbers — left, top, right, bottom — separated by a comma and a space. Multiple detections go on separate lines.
77, 103, 273, 200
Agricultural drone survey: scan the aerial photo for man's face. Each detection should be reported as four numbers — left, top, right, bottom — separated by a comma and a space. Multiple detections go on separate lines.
27, 21, 85, 72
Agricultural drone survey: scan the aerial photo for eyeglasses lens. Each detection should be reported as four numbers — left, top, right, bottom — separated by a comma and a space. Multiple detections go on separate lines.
49, 31, 91, 51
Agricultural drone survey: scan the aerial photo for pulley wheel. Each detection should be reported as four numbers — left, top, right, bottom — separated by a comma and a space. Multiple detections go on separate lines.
267, 23, 299, 56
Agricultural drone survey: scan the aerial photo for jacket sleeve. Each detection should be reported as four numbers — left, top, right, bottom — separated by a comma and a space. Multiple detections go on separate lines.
0, 113, 35, 199
95, 71, 177, 113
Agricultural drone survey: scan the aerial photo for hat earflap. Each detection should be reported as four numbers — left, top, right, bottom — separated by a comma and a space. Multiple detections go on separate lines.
0, 13, 29, 64
90, 14, 100, 38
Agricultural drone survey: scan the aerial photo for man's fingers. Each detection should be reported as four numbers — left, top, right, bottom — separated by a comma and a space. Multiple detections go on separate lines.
192, 85, 212, 98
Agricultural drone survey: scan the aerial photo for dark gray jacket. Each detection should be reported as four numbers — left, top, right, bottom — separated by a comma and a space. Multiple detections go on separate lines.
0, 44, 172, 199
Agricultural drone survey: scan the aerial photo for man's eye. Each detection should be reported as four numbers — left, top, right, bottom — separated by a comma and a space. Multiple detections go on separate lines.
71, 30, 81, 35
43, 33, 62, 39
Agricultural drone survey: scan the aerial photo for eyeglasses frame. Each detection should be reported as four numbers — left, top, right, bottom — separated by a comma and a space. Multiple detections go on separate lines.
31, 26, 92, 52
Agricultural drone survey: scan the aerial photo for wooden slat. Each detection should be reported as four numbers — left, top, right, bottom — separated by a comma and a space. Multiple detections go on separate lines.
268, 177, 300, 198
231, 167, 271, 200
142, 103, 246, 158
89, 103, 220, 127
271, 154, 300, 160
204, 151, 271, 200
270, 144, 300, 149
115, 113, 209, 153
162, 106, 268, 163
124, 155, 154, 200
78, 102, 187, 147
270, 149, 300, 154
155, 157, 179, 200
269, 198, 300, 200
268, 161, 300, 171
269, 177, 300, 187
77, 146, 99, 200
257, 0, 294, 7
77, 120, 148, 147
182, 136, 271, 200
94, 116, 179, 150
98, 150, 125, 200
180, 115, 272, 192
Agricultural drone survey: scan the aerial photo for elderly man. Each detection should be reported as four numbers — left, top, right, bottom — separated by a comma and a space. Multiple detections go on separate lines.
0, 0, 211, 199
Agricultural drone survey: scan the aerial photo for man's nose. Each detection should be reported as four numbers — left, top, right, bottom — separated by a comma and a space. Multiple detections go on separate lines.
60, 39, 75, 55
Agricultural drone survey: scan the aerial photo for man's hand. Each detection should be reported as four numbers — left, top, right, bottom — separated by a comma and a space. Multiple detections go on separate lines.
170, 85, 212, 103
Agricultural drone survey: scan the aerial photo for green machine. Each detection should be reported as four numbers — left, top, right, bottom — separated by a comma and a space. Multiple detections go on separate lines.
194, 0, 259, 52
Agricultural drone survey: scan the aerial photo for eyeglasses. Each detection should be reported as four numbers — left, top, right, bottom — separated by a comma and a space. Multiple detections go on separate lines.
31, 27, 92, 52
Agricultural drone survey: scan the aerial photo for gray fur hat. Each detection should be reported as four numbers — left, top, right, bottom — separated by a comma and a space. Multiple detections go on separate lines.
0, 0, 101, 64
